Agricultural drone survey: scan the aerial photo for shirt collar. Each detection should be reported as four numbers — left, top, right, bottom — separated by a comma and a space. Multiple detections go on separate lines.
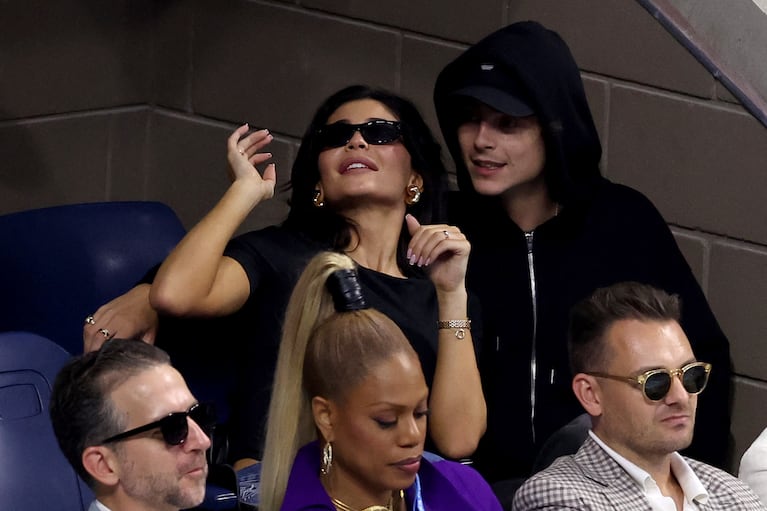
670, 451, 709, 505
589, 431, 709, 505
90, 501, 112, 511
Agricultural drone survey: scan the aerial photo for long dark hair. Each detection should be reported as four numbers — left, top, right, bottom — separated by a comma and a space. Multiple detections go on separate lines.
283, 85, 448, 276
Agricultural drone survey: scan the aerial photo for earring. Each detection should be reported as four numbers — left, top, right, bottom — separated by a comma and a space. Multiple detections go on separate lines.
405, 184, 422, 205
320, 441, 333, 475
313, 188, 325, 208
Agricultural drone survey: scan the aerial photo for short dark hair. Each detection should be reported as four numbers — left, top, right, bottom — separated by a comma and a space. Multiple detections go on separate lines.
568, 282, 681, 374
49, 339, 171, 486
283, 85, 448, 277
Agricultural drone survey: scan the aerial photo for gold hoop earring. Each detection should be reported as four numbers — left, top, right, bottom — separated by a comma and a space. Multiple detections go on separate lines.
320, 441, 333, 475
313, 189, 325, 208
405, 184, 422, 205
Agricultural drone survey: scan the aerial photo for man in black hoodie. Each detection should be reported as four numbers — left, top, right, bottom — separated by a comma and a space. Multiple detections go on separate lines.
434, 20, 731, 501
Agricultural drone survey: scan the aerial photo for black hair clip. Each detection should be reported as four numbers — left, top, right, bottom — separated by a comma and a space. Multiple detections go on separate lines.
327, 268, 368, 312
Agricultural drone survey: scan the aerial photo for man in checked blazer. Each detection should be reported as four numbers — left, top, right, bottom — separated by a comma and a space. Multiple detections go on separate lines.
513, 282, 765, 511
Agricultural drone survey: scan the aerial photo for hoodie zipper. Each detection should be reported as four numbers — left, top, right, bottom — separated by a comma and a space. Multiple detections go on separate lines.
525, 230, 538, 444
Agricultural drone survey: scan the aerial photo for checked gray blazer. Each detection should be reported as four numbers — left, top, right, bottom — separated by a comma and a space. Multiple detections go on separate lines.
513, 436, 766, 510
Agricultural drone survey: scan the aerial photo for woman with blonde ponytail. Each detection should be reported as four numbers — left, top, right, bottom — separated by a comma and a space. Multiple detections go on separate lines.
260, 251, 501, 511
260, 252, 355, 511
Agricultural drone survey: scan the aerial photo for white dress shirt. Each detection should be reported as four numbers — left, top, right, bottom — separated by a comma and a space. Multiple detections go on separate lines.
590, 431, 709, 510
740, 427, 767, 506
88, 500, 112, 511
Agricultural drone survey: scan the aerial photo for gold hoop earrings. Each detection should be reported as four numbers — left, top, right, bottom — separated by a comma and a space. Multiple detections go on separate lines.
405, 184, 422, 205
320, 441, 333, 475
313, 188, 325, 208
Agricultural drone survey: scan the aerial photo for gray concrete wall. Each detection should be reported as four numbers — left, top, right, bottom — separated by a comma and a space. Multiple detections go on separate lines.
2, 0, 766, 471
639, 0, 767, 126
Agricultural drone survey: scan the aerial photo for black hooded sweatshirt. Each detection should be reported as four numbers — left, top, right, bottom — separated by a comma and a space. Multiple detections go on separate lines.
434, 21, 731, 483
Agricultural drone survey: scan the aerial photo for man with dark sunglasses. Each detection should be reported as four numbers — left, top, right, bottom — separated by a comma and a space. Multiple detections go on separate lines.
513, 282, 764, 511
50, 339, 214, 511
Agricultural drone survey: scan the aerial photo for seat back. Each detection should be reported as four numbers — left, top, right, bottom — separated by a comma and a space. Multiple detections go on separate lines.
532, 412, 592, 473
0, 201, 186, 355
0, 203, 238, 508
0, 331, 94, 510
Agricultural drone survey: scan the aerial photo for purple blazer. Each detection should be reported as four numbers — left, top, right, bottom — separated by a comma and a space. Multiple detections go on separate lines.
280, 441, 502, 510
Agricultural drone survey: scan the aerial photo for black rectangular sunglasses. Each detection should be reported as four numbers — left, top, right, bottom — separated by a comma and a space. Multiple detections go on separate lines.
316, 119, 402, 148
100, 402, 217, 446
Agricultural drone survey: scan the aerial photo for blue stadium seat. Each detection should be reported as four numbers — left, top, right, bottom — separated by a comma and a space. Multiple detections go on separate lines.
0, 202, 239, 509
0, 331, 93, 510
0, 201, 186, 356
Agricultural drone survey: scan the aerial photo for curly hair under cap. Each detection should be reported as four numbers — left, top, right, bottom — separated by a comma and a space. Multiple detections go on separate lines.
434, 21, 603, 207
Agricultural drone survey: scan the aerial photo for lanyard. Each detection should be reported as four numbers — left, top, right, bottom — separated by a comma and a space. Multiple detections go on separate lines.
411, 474, 425, 511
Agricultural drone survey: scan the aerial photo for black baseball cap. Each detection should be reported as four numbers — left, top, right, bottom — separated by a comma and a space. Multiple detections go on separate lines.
448, 62, 534, 117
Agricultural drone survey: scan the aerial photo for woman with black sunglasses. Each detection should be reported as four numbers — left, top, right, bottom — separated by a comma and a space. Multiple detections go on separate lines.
86, 85, 485, 471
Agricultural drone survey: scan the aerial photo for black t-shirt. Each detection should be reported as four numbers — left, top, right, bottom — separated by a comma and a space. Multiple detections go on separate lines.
222, 225, 477, 461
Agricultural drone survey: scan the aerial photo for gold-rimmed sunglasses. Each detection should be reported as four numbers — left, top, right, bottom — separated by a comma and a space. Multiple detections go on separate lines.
586, 361, 712, 401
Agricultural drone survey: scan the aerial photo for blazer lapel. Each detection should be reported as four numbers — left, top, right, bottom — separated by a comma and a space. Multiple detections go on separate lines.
411, 459, 472, 509
575, 436, 653, 510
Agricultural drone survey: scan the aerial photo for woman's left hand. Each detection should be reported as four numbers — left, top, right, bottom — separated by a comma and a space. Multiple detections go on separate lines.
406, 214, 485, 458
405, 214, 470, 293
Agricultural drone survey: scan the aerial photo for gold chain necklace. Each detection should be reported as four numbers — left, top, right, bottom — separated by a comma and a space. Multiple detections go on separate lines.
330, 499, 390, 511
330, 490, 403, 511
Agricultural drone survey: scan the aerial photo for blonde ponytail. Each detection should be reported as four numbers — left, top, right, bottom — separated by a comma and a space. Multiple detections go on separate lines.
258, 252, 356, 511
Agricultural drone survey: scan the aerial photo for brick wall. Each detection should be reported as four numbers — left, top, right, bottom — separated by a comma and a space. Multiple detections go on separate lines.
2, 0, 766, 471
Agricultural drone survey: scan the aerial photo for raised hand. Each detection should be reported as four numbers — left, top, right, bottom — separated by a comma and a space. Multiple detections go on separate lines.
226, 124, 277, 203
405, 214, 470, 294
